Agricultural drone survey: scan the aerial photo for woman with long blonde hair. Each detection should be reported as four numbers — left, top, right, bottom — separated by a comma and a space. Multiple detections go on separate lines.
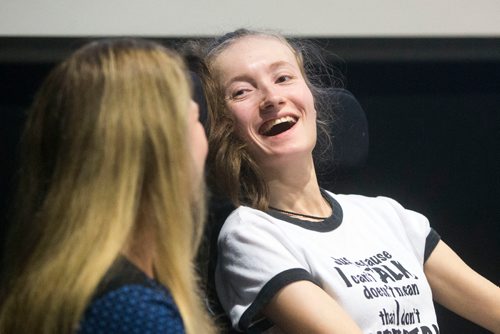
0, 38, 215, 334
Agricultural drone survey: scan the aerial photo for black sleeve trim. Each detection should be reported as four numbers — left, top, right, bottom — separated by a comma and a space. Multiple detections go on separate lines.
238, 268, 316, 333
424, 228, 441, 262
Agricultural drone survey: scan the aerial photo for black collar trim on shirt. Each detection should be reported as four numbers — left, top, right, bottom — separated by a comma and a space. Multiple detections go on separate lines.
265, 189, 343, 232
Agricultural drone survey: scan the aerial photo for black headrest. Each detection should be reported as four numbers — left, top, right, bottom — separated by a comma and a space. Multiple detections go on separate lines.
190, 72, 209, 126
324, 88, 369, 172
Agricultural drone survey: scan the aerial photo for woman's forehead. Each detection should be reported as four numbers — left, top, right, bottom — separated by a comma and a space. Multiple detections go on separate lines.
213, 36, 299, 79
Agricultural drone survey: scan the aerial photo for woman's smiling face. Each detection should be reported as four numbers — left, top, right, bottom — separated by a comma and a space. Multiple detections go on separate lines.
212, 35, 317, 168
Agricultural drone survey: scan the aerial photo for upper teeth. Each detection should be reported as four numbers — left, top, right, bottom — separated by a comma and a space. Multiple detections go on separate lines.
260, 116, 297, 134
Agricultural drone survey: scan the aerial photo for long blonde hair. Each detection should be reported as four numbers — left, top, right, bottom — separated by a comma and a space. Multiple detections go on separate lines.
0, 38, 215, 334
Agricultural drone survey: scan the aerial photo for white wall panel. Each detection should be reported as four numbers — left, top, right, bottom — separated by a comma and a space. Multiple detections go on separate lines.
1, 0, 499, 37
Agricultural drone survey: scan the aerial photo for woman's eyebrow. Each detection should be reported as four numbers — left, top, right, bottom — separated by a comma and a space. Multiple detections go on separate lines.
269, 60, 295, 71
223, 61, 295, 87
224, 74, 255, 88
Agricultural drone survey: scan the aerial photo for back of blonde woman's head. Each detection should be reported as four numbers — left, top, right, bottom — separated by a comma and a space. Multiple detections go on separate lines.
0, 38, 214, 334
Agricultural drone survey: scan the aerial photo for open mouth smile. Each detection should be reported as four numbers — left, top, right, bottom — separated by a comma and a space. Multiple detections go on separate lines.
259, 116, 298, 137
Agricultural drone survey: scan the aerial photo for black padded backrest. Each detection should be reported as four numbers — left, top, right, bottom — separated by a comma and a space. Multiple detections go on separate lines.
327, 88, 369, 171
317, 88, 369, 190
190, 71, 209, 127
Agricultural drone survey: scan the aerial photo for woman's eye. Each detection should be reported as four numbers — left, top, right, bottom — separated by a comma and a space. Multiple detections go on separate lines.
276, 75, 292, 83
230, 89, 248, 99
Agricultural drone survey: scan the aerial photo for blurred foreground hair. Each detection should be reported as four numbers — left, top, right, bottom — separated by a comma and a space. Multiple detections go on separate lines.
0, 38, 215, 334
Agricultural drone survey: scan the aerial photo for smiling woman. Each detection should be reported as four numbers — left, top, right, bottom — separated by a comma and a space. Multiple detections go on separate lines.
212, 35, 318, 173
190, 28, 500, 334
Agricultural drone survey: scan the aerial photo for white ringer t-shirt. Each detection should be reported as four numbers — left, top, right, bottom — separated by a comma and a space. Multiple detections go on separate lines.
215, 190, 441, 333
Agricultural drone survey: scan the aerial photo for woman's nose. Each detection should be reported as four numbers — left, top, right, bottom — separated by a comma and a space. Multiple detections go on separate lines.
259, 88, 285, 113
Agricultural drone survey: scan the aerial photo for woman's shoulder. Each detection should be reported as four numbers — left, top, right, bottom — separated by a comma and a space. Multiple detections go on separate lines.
324, 190, 405, 210
218, 205, 285, 243
78, 258, 184, 333
326, 190, 432, 235
79, 285, 184, 334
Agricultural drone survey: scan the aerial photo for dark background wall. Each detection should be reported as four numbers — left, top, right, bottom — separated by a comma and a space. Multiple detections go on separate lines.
1, 37, 499, 333
342, 61, 500, 334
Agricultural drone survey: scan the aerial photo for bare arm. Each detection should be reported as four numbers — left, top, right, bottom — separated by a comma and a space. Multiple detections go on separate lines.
424, 240, 500, 333
261, 280, 363, 334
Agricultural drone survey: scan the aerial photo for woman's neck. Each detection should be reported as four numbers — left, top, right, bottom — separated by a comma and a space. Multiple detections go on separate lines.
122, 224, 156, 279
264, 156, 331, 219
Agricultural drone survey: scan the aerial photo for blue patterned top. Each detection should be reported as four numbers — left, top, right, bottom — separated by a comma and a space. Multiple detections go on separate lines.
78, 258, 185, 334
